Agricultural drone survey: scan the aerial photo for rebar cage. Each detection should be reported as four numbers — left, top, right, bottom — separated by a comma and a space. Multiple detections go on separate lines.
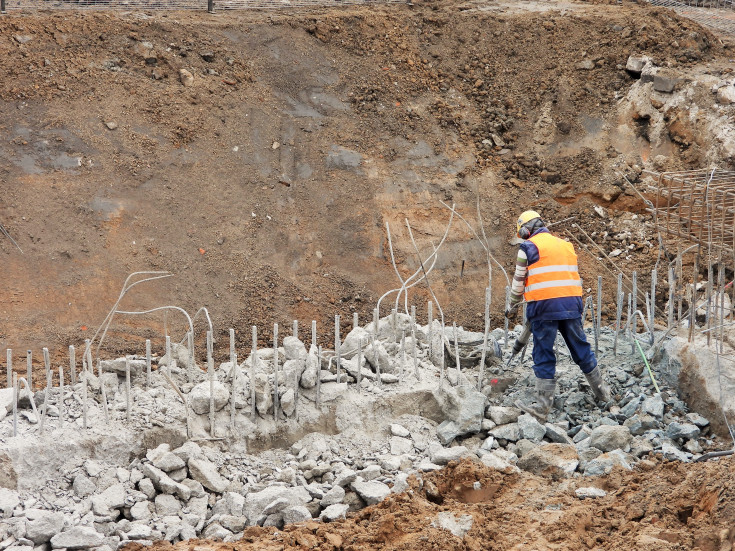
647, 169, 735, 257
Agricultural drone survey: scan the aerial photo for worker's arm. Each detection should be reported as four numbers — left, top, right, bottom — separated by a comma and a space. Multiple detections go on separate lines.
509, 248, 528, 307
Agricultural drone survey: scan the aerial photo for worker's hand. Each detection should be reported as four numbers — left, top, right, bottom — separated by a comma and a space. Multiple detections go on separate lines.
504, 305, 518, 321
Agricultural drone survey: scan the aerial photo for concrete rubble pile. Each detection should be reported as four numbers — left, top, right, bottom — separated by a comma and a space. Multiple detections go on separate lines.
0, 313, 730, 550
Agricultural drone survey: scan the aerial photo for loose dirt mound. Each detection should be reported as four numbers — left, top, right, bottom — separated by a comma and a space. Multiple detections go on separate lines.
126, 457, 734, 550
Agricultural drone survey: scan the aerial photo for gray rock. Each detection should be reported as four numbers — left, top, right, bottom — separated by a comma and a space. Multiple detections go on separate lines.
486, 406, 521, 425
219, 492, 245, 516
642, 394, 664, 418
243, 486, 310, 526
172, 441, 203, 462
91, 483, 126, 515
433, 384, 485, 439
588, 425, 632, 452
359, 465, 382, 481
716, 85, 735, 105
153, 452, 186, 473
653, 73, 680, 93
202, 522, 232, 540
126, 523, 153, 540
189, 381, 230, 415
73, 474, 97, 498
188, 457, 229, 493
430, 445, 470, 465
129, 501, 151, 521
623, 414, 659, 436
518, 414, 545, 442
577, 447, 603, 471
686, 412, 710, 427
431, 512, 473, 538
99, 357, 147, 376
140, 464, 190, 500
350, 480, 390, 505
390, 424, 410, 438
300, 349, 319, 389
489, 423, 521, 442
138, 478, 156, 500
283, 336, 307, 361
0, 488, 19, 519
661, 442, 691, 462
665, 422, 700, 441
480, 452, 519, 473
334, 469, 358, 487
26, 513, 64, 544
320, 485, 345, 507
544, 423, 573, 444
583, 449, 633, 476
262, 497, 290, 515
625, 55, 651, 76
155, 494, 181, 516
283, 505, 312, 524
281, 388, 296, 417
391, 473, 410, 494
517, 444, 579, 479
575, 487, 607, 499
50, 527, 104, 550
320, 503, 349, 522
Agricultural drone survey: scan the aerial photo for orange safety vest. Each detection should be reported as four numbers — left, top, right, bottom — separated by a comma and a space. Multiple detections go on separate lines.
524, 232, 583, 302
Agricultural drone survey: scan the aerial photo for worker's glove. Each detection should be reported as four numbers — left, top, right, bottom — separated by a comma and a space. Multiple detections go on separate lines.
504, 305, 518, 321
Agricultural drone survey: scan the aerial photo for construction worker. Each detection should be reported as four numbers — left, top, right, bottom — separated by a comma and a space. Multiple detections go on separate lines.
505, 210, 611, 421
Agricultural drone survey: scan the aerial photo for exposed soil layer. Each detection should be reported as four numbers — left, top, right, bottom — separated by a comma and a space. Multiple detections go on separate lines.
124, 457, 735, 550
1, 0, 733, 370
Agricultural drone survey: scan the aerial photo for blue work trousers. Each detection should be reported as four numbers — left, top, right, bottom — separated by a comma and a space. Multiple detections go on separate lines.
530, 317, 596, 380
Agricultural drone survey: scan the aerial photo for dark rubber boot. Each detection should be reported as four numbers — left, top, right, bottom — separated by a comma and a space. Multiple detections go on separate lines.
584, 366, 612, 403
515, 377, 556, 423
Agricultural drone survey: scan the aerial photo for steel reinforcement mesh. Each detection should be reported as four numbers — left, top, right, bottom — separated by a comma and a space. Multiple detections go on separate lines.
2, 0, 404, 10
647, 0, 735, 36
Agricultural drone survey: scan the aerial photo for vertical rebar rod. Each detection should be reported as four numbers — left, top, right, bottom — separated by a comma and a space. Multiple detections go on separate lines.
478, 287, 490, 391
411, 305, 419, 381
40, 368, 51, 432
452, 322, 460, 386
69, 345, 76, 385
26, 350, 32, 390
628, 293, 634, 355
311, 320, 317, 351
504, 285, 510, 350
373, 308, 379, 336
356, 339, 362, 393
85, 339, 92, 374
98, 359, 109, 423
6, 349, 10, 389
676, 254, 684, 322
207, 330, 215, 435
43, 347, 50, 379
614, 290, 623, 357
632, 271, 638, 337
187, 331, 194, 381
400, 330, 406, 382
706, 264, 713, 346
273, 324, 280, 421
12, 373, 18, 437
316, 345, 322, 406
145, 339, 151, 388
251, 326, 257, 419
58, 366, 64, 429
371, 333, 381, 387
668, 266, 675, 329
229, 328, 236, 430
165, 335, 171, 372
391, 308, 397, 341
645, 293, 654, 345
82, 367, 88, 430
651, 268, 657, 332
427, 300, 433, 359
125, 356, 131, 422
689, 254, 699, 342
595, 276, 602, 355
230, 352, 238, 430
334, 316, 341, 384
292, 320, 298, 339
353, 312, 359, 331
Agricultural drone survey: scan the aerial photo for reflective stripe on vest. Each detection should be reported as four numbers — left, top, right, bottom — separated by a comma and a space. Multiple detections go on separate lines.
524, 232, 583, 302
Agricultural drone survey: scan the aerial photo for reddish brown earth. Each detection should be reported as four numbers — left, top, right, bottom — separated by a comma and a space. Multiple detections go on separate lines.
123, 457, 735, 551
1, 0, 731, 372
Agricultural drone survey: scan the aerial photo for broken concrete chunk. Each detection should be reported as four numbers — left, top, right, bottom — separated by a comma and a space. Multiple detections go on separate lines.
50, 526, 104, 550
390, 423, 410, 437
583, 449, 633, 476
665, 422, 700, 441
575, 487, 607, 499
486, 406, 521, 425
26, 512, 64, 544
625, 55, 651, 76
430, 445, 470, 465
320, 503, 349, 522
588, 425, 632, 452
189, 381, 230, 415
431, 512, 473, 538
517, 443, 579, 479
153, 451, 186, 472
320, 485, 345, 507
350, 480, 390, 506
188, 457, 229, 493
518, 413, 546, 442
653, 73, 680, 94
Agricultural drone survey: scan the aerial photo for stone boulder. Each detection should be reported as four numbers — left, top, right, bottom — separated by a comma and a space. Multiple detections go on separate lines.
189, 381, 230, 415
50, 527, 104, 550
26, 511, 64, 544
517, 443, 579, 479
433, 385, 486, 443
350, 480, 390, 505
588, 425, 632, 452
283, 336, 307, 361
188, 457, 229, 493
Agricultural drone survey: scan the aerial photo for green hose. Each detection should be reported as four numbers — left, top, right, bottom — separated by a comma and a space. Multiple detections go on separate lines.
635, 339, 661, 395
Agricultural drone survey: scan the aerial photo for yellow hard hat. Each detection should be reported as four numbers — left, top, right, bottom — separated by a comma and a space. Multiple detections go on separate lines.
516, 210, 541, 238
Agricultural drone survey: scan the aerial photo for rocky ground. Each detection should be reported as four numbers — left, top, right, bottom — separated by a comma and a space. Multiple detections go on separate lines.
0, 313, 732, 549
